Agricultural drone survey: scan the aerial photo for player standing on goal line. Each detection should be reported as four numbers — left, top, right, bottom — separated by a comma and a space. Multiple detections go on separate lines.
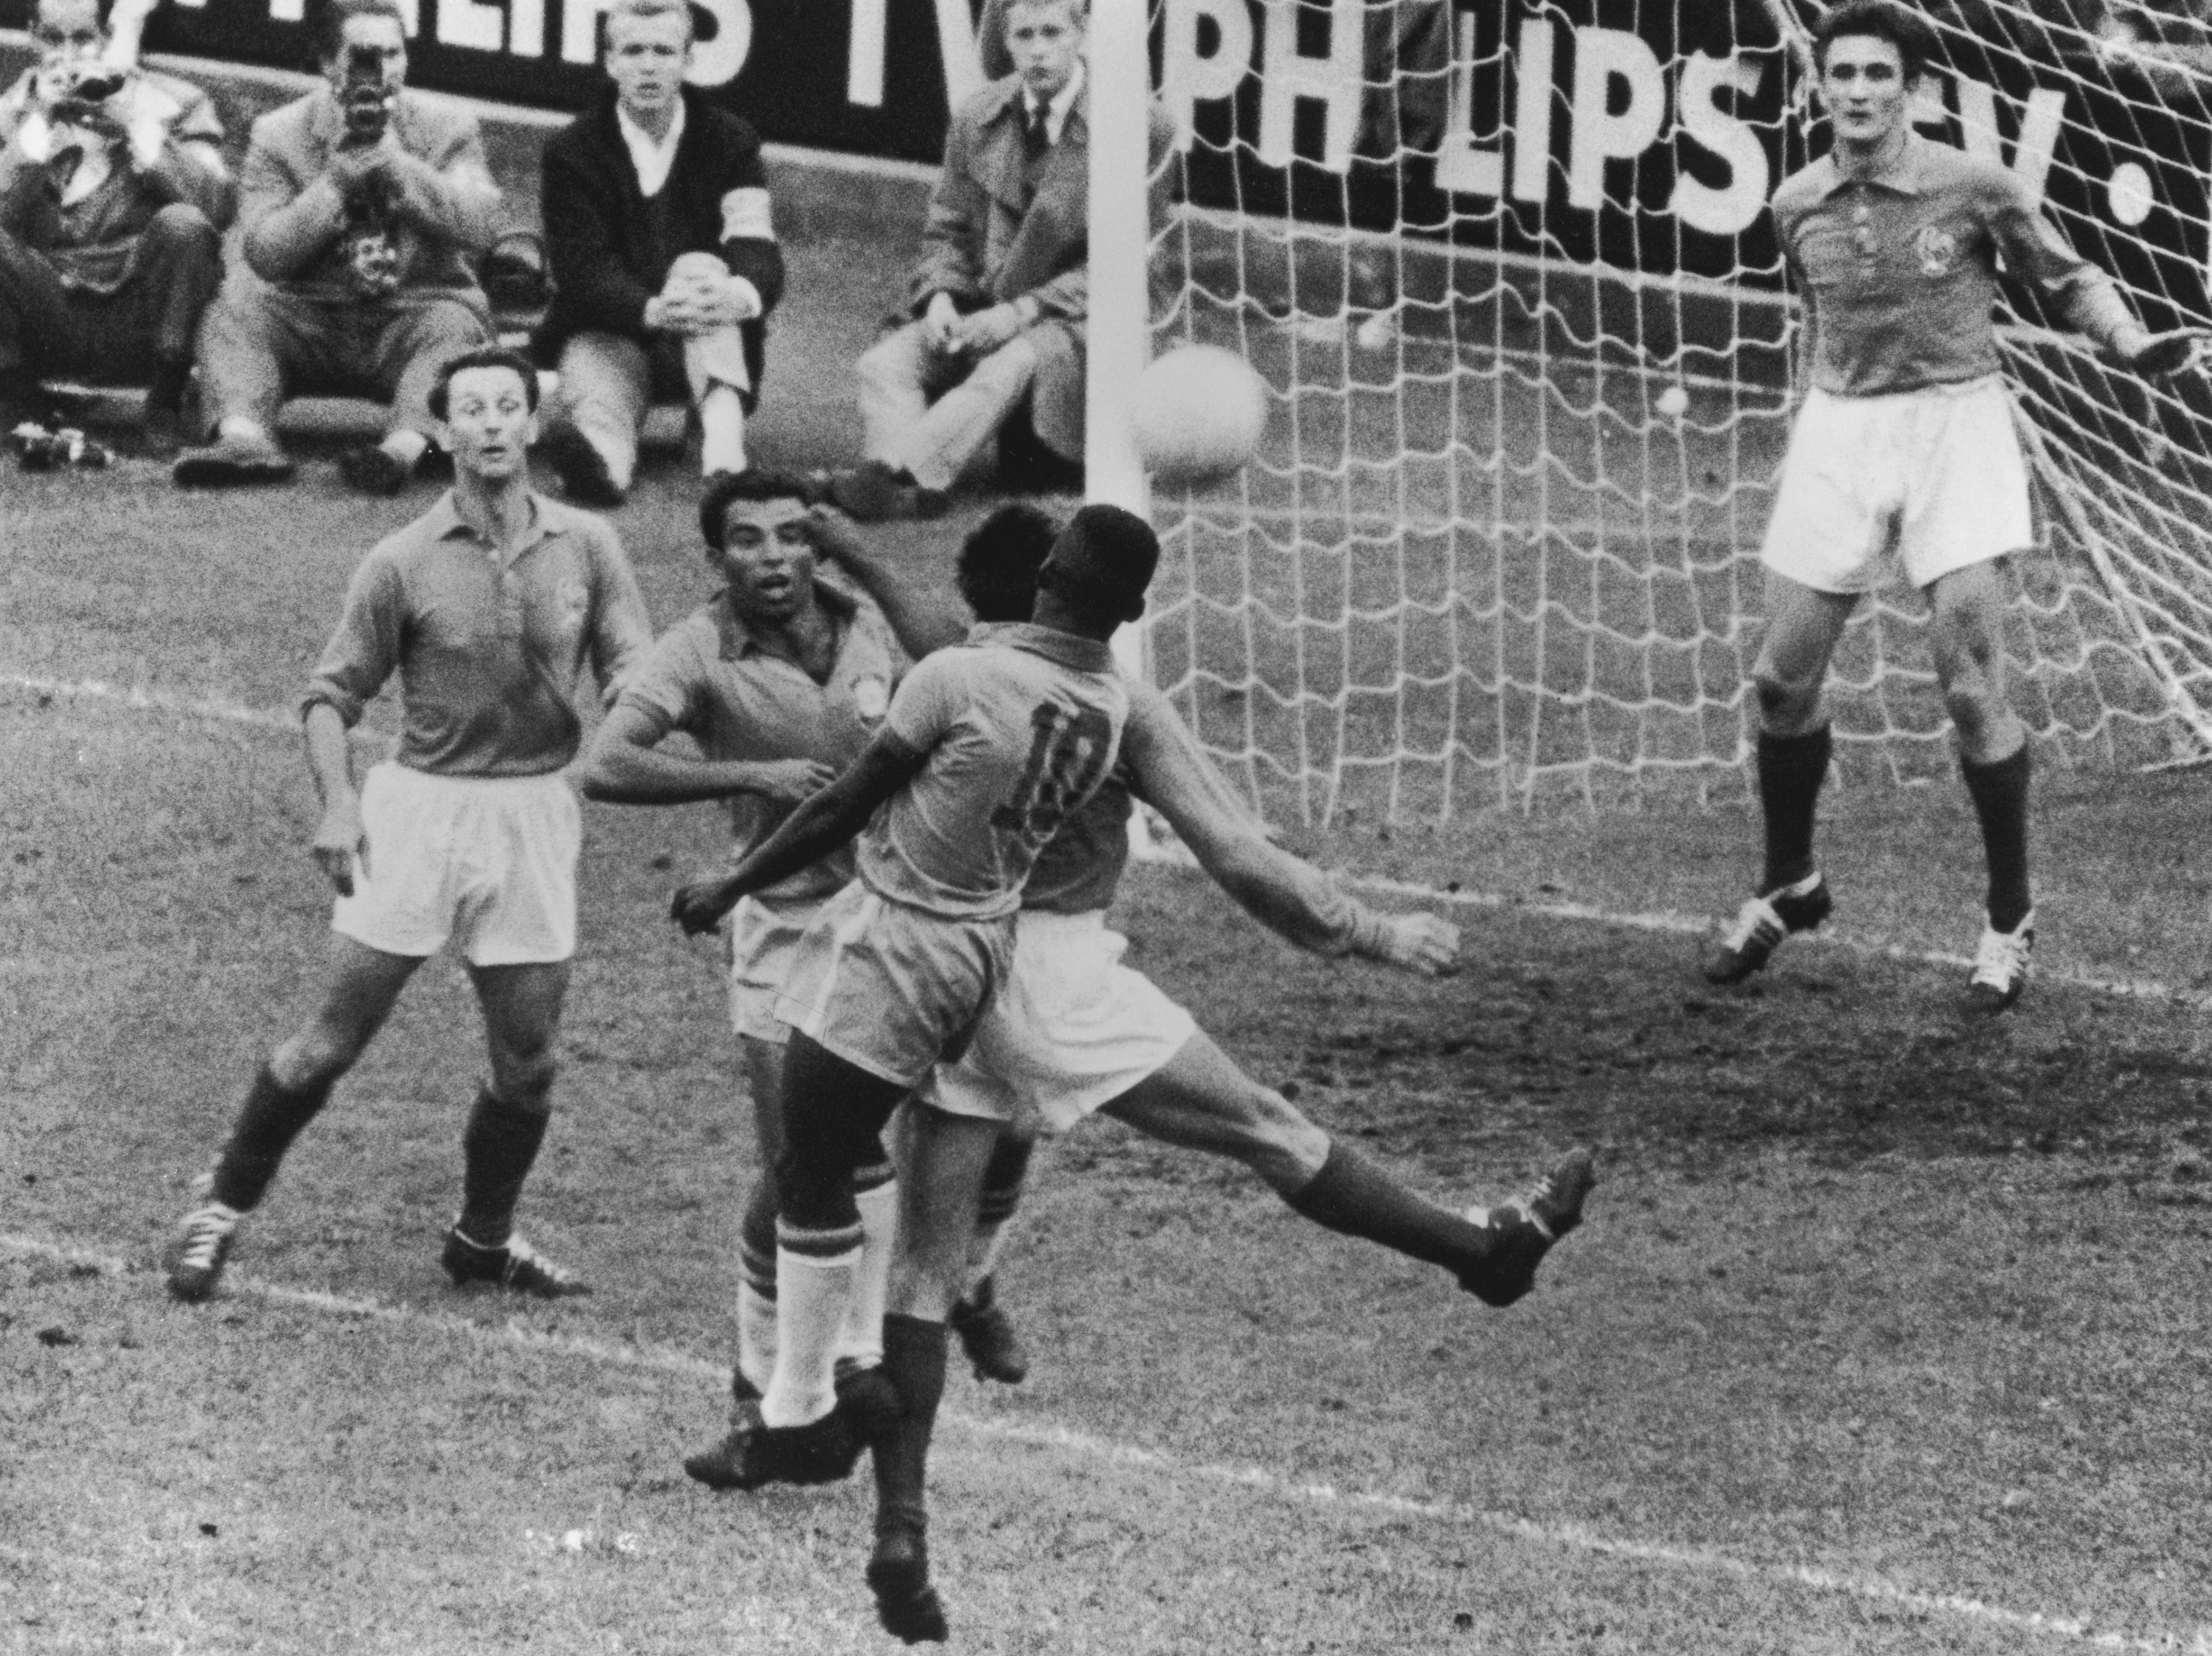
1705, 0, 2204, 1012
163, 345, 652, 1303
730, 502, 1596, 1645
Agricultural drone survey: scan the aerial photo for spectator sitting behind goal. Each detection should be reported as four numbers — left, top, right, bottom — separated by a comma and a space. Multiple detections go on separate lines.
0, 0, 235, 453
533, 0, 783, 507
173, 0, 500, 495
826, 0, 1172, 521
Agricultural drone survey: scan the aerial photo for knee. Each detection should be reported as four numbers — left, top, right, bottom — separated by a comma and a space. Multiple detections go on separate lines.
271, 1021, 361, 1090
1943, 679, 1999, 744
1751, 663, 1812, 729
666, 250, 726, 285
492, 1047, 559, 1109
419, 300, 493, 353
856, 334, 911, 398
774, 1145, 860, 1234
147, 203, 220, 253
968, 338, 1037, 396
1238, 1088, 1330, 1190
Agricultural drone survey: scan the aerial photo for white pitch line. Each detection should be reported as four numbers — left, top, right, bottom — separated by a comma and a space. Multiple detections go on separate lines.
10, 669, 2204, 1011
3, 1231, 2198, 1654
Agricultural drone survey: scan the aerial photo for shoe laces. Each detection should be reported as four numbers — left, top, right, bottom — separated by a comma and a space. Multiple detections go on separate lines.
176, 1203, 239, 1267
500, 1233, 574, 1287
1971, 918, 2033, 988
1719, 895, 1784, 954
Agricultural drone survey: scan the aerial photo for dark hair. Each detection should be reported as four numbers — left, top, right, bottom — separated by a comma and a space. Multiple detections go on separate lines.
698, 468, 815, 551
1812, 1, 1937, 81
306, 0, 405, 64
427, 347, 541, 419
957, 502, 1063, 623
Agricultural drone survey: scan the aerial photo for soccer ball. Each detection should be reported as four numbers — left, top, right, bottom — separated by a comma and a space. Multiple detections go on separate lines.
1130, 345, 1268, 486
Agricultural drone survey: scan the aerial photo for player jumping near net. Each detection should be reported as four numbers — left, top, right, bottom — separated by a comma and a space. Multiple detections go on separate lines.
663, 505, 1152, 1508
758, 502, 1595, 1643
163, 346, 651, 1302
575, 469, 1013, 1435
1705, 0, 2204, 1011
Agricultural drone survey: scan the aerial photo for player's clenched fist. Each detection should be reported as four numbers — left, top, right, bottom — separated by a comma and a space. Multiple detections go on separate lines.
310, 797, 368, 898
670, 876, 739, 937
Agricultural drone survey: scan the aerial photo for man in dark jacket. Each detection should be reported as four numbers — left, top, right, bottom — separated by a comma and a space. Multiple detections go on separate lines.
534, 0, 783, 506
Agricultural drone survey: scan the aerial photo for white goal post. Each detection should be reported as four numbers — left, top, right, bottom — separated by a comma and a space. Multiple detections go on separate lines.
1085, 0, 2212, 832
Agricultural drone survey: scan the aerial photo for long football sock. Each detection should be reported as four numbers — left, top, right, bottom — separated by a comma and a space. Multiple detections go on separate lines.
457, 1087, 551, 1249
1282, 1140, 1494, 1276
208, 1064, 337, 1212
1757, 724, 1832, 893
1961, 743, 2033, 934
834, 1162, 898, 1373
965, 1132, 1032, 1295
761, 1225, 861, 1428
700, 385, 749, 476
737, 1174, 781, 1392
873, 1313, 949, 1538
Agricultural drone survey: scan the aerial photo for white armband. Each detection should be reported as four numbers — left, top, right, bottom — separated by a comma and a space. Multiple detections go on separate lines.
720, 186, 774, 243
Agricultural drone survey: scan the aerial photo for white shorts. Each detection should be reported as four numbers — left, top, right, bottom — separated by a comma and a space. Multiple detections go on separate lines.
331, 763, 580, 966
774, 883, 1014, 1087
922, 909, 1198, 1133
727, 892, 831, 1045
1760, 377, 2035, 594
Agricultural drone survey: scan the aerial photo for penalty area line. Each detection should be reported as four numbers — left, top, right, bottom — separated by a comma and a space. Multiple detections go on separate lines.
2, 1230, 2199, 1654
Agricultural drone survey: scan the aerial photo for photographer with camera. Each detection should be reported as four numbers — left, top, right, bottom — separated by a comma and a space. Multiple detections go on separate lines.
0, 0, 234, 454
175, 0, 501, 495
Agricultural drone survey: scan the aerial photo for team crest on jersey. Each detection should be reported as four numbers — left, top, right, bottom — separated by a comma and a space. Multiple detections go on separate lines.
1914, 224, 1959, 278
851, 674, 891, 720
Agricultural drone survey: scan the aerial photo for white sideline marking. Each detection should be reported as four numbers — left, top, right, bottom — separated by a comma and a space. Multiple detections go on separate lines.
3, 1230, 2198, 1654
8, 669, 2202, 1011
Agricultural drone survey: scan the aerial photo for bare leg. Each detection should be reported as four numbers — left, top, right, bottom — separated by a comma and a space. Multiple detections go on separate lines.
456, 959, 570, 1248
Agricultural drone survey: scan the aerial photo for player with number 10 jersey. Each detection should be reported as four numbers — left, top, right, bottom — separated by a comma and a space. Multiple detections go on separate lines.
665, 503, 1156, 1509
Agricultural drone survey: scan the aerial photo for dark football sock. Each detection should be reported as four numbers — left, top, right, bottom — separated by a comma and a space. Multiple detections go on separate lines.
457, 1086, 550, 1249
1757, 724, 1832, 893
977, 1132, 1031, 1228
873, 1313, 949, 1538
146, 355, 192, 414
740, 1173, 780, 1301
1961, 743, 2033, 934
207, 1064, 336, 1211
1282, 1141, 1490, 1276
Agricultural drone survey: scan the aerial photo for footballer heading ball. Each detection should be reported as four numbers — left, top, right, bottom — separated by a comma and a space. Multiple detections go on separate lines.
1130, 344, 1268, 487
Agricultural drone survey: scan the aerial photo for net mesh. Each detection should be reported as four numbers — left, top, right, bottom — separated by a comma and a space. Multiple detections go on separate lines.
1137, 0, 2212, 828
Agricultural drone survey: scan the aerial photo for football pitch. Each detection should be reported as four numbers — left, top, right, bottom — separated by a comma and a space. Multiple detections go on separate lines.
7, 124, 2212, 1656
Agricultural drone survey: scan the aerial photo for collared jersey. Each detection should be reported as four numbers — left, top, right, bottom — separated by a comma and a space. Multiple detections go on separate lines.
860, 621, 1128, 920
615, 97, 686, 198
305, 491, 651, 779
1771, 133, 2136, 397
617, 580, 905, 903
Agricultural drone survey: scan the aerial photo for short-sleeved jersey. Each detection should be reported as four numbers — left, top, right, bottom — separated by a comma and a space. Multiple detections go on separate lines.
615, 580, 905, 903
304, 492, 651, 779
858, 621, 1128, 920
1771, 134, 2134, 398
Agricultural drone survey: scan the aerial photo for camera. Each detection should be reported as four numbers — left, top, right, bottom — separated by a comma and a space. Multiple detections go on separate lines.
339, 42, 394, 144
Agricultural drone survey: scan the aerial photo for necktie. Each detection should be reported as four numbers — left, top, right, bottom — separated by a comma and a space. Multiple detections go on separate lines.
1023, 101, 1051, 164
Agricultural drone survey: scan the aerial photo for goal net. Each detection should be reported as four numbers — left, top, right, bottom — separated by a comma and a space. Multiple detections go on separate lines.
1114, 0, 2212, 829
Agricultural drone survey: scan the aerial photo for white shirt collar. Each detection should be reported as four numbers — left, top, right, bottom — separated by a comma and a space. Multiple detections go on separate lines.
1021, 59, 1084, 148
616, 96, 685, 199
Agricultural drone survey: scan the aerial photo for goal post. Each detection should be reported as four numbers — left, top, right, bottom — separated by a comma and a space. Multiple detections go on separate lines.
1085, 0, 2212, 840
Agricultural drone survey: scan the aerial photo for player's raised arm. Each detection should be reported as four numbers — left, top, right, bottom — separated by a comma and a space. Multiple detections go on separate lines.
802, 505, 971, 658
1125, 685, 1458, 974
671, 730, 928, 931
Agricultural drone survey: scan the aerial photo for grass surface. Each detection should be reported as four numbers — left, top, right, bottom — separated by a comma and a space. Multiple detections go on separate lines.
6, 184, 2212, 1655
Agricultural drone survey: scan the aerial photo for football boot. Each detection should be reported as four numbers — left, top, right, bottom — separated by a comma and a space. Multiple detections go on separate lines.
1703, 871, 1831, 984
